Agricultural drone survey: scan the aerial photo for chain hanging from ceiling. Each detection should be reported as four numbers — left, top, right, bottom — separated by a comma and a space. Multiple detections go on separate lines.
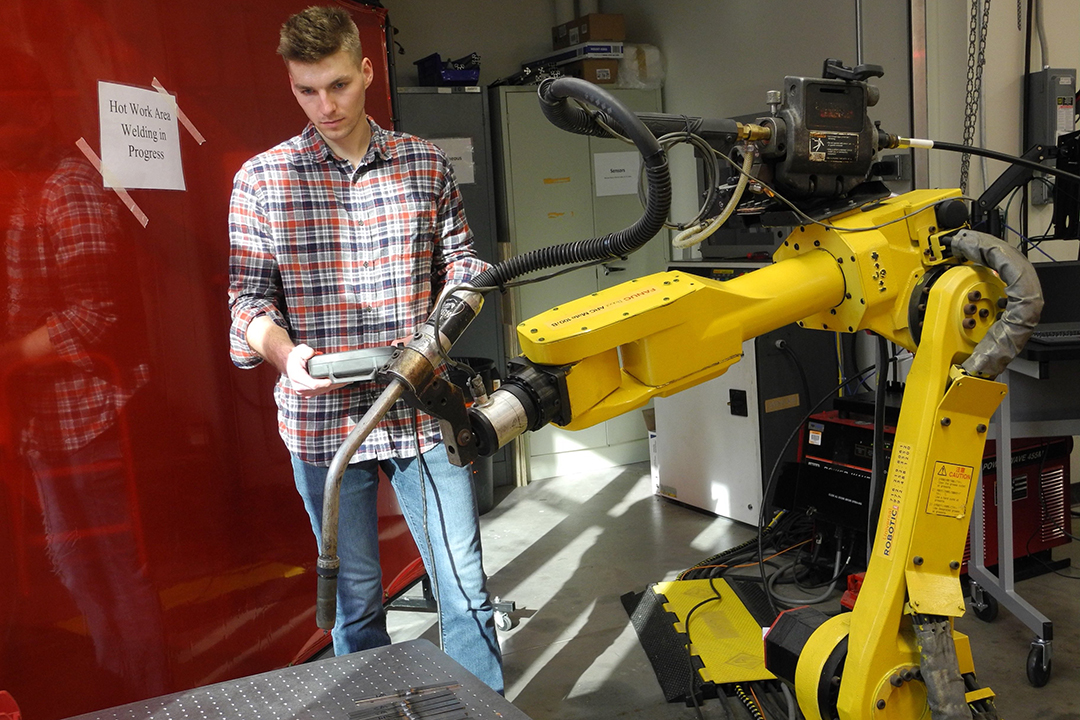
961, 0, 991, 193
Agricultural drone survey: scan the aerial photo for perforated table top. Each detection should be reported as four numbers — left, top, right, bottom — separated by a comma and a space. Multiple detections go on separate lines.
67, 640, 530, 720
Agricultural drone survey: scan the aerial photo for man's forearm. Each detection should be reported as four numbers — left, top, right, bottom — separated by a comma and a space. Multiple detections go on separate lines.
244, 314, 345, 397
246, 315, 295, 374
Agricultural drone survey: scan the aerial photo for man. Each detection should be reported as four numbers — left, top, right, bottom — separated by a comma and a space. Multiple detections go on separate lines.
1, 48, 164, 698
227, 6, 502, 692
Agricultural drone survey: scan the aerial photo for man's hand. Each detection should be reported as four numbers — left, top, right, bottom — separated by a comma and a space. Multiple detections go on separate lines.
286, 344, 349, 398
0, 326, 54, 374
246, 317, 347, 398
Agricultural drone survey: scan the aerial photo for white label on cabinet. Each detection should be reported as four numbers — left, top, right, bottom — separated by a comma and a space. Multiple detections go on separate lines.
430, 137, 475, 184
594, 151, 640, 197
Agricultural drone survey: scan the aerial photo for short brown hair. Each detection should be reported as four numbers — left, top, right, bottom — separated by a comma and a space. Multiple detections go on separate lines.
277, 6, 363, 65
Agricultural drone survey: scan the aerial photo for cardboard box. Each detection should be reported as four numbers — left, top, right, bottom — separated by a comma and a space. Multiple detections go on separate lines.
564, 58, 619, 84
552, 13, 626, 49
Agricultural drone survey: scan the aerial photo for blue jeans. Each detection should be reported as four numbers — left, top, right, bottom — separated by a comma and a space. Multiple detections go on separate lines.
29, 428, 170, 697
291, 447, 503, 693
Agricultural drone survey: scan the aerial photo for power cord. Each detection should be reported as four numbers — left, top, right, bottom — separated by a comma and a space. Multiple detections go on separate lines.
774, 338, 812, 425
711, 146, 980, 233
682, 576, 724, 719
766, 540, 848, 606
412, 410, 443, 650
756, 363, 879, 617
733, 683, 767, 720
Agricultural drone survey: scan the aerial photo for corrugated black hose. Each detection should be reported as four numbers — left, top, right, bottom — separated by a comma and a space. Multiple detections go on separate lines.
469, 77, 671, 290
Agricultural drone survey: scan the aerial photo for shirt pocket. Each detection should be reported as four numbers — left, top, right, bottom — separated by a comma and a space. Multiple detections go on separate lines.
376, 189, 437, 273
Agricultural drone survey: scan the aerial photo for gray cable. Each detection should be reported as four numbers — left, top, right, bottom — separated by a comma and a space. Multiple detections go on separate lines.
949, 229, 1043, 378
780, 683, 796, 720
1035, 0, 1049, 68
766, 546, 844, 606
413, 411, 443, 652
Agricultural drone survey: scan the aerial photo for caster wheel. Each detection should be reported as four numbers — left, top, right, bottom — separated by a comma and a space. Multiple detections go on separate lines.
972, 592, 999, 623
494, 610, 513, 632
1027, 645, 1051, 687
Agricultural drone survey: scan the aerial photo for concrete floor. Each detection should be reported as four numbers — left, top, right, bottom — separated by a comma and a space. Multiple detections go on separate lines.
388, 462, 1080, 719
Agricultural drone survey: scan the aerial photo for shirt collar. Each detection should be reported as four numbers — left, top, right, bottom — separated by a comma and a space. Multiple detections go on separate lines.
297, 117, 393, 168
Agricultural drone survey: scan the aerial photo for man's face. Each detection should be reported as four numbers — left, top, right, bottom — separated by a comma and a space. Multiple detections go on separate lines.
287, 50, 373, 151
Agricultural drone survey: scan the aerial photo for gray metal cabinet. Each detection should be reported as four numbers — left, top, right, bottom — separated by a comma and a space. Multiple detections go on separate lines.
396, 86, 512, 489
490, 85, 666, 480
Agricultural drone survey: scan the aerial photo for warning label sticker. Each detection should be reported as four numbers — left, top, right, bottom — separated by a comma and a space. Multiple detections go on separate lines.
927, 461, 975, 518
808, 131, 860, 163
1058, 95, 1075, 136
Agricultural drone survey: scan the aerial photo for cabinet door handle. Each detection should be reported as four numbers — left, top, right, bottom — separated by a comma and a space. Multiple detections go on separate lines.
602, 264, 626, 275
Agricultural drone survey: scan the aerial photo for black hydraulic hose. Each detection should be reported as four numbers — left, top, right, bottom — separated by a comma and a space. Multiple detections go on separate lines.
536, 78, 668, 154
1022, 0, 1035, 251
469, 78, 671, 289
535, 99, 740, 146
923, 139, 1080, 184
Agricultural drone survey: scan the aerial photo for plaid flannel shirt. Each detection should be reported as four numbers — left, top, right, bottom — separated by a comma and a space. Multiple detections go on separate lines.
4, 156, 148, 457
228, 120, 488, 466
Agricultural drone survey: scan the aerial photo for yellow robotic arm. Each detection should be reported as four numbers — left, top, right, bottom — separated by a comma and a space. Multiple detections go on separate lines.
467, 188, 1040, 720
503, 189, 960, 431
311, 61, 1044, 719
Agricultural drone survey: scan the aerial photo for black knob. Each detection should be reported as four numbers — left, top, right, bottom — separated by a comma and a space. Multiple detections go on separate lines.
822, 58, 885, 82
935, 199, 969, 230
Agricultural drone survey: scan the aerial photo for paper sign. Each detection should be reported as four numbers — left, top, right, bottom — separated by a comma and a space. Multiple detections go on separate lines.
98, 81, 185, 191
594, 151, 640, 197
431, 137, 475, 185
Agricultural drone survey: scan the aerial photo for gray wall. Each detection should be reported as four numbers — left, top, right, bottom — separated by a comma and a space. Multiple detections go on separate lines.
382, 0, 556, 87
384, 0, 913, 255
927, 0, 1079, 261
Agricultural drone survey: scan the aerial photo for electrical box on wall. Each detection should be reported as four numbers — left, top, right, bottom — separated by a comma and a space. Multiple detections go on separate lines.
1027, 67, 1077, 205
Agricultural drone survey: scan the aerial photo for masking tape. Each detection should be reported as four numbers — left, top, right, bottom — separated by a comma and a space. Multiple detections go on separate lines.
75, 137, 150, 228
152, 77, 206, 145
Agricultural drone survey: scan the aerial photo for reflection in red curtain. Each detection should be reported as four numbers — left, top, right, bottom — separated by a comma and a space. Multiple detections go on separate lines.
0, 3, 422, 719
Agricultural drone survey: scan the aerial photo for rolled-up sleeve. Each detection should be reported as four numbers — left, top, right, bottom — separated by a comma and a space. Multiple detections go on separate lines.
228, 164, 288, 369
432, 160, 490, 293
